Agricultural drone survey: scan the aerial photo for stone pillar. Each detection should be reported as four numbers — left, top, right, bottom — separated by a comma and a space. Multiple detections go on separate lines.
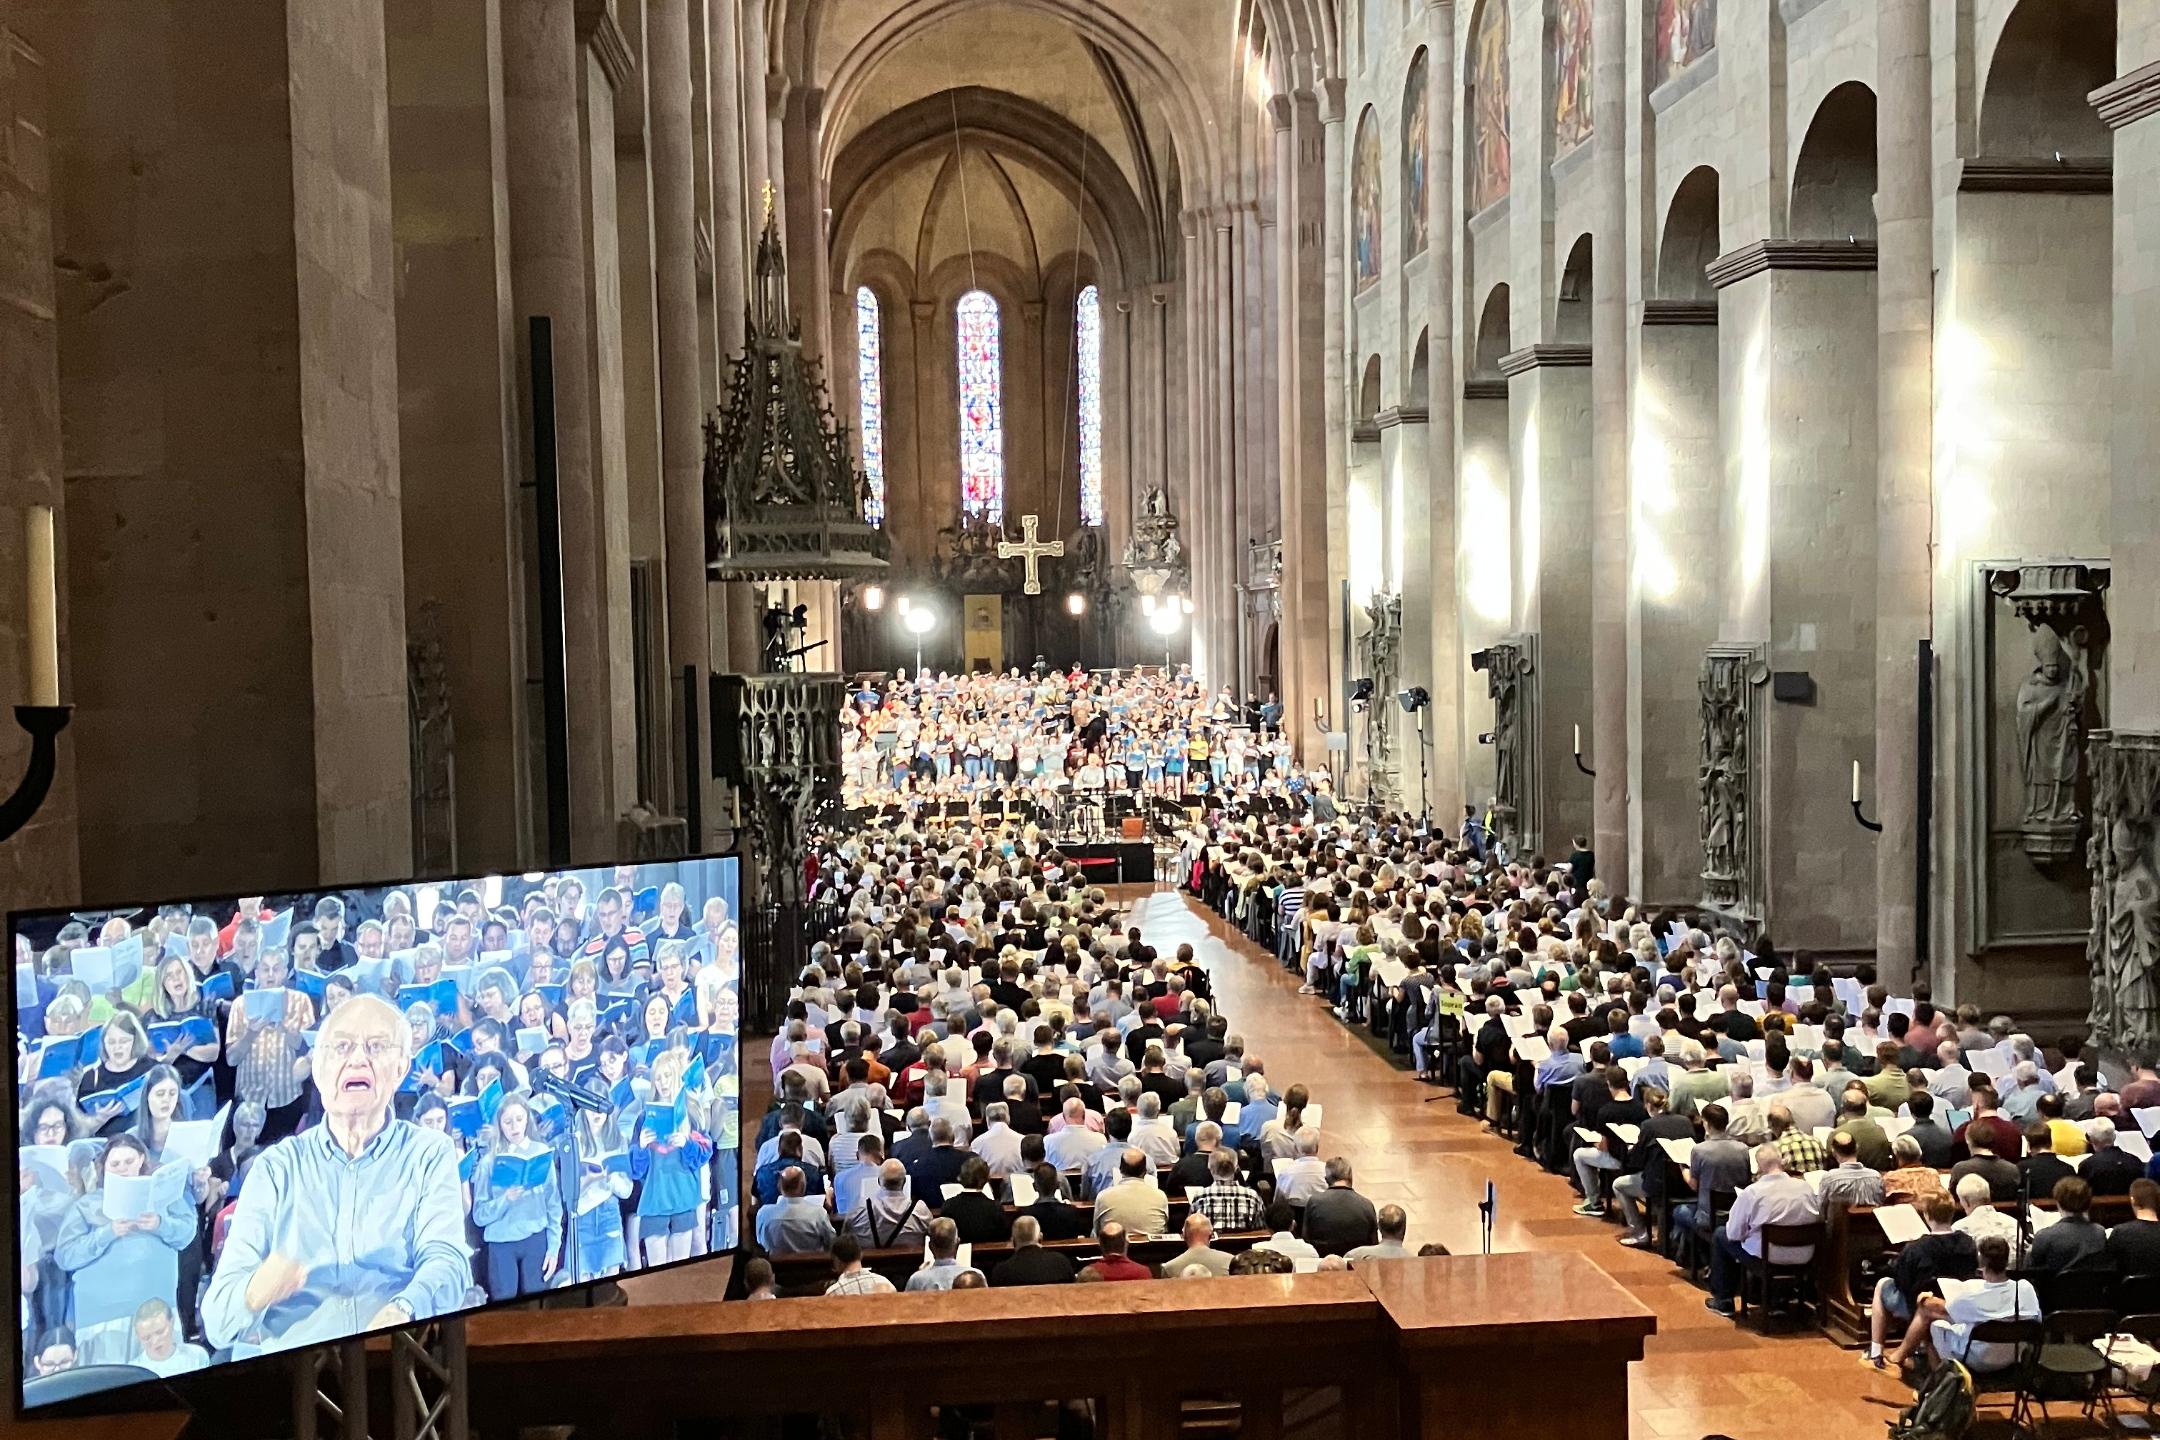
505, 0, 618, 859
705, 0, 746, 360
1628, 306, 1722, 902
738, 0, 768, 227
1271, 97, 1309, 740
1874, 0, 1934, 985
647, 0, 714, 839
0, 17, 77, 905
1320, 78, 1350, 733
1713, 246, 1879, 949
1424, 0, 1464, 823
781, 83, 826, 363
1214, 216, 1239, 682
1503, 347, 1595, 855
1590, 0, 1630, 887
30, 0, 411, 894
389, 0, 534, 871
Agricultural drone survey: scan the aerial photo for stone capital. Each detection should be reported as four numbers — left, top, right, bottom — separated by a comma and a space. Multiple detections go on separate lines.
910, 299, 938, 324
1317, 77, 1348, 125
1704, 238, 1878, 289
1497, 343, 1592, 376
576, 0, 636, 92
1265, 94, 1294, 133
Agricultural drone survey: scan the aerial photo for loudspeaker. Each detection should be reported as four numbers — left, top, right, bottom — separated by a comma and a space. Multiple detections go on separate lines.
1771, 671, 1815, 704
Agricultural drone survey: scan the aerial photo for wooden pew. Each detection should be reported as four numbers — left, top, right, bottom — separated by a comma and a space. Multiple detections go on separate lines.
767, 1227, 1281, 1295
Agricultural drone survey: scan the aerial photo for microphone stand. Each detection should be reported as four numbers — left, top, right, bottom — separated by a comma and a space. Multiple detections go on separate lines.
531, 1068, 616, 1306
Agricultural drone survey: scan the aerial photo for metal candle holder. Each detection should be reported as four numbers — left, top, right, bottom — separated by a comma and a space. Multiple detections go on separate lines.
0, 705, 71, 844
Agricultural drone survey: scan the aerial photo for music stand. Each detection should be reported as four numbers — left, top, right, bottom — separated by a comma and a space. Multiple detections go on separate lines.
531, 1067, 615, 1300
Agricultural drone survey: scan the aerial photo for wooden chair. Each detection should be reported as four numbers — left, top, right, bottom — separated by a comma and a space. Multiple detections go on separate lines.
1736, 1221, 1825, 1331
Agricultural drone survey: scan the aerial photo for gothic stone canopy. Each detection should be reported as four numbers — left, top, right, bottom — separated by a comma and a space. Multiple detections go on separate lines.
706, 208, 890, 582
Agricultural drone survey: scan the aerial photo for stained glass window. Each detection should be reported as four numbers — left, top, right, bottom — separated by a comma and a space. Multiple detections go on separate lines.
956, 289, 1004, 522
1076, 284, 1104, 528
854, 286, 885, 526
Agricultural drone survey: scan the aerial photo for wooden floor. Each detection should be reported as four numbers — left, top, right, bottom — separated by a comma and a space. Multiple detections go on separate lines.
1150, 888, 1927, 1440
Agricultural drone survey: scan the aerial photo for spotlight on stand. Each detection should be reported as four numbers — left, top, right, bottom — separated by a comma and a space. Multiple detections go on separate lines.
1397, 686, 1430, 714
1141, 592, 1159, 617
1349, 678, 1375, 705
1179, 595, 1195, 615
1066, 592, 1087, 617
861, 584, 885, 612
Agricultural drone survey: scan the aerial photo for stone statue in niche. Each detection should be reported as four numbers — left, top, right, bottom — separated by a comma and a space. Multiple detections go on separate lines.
1361, 592, 1403, 804
2014, 623, 2091, 860
1698, 647, 1765, 916
1989, 563, 2108, 867
1473, 639, 1534, 846
2086, 732, 2160, 1055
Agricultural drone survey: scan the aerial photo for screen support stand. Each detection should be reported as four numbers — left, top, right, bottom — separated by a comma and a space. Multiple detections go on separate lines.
291, 1319, 466, 1440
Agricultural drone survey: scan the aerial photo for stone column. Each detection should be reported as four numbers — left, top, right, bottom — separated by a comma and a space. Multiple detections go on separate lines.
1590, 0, 1630, 886
706, 0, 746, 360
1320, 78, 1350, 730
1503, 347, 1595, 854
738, 0, 768, 228
1215, 215, 1239, 682
506, 0, 617, 859
648, 0, 714, 839
1874, 0, 1934, 985
1270, 97, 1307, 733
1425, 0, 1463, 821
0, 17, 77, 905
30, 0, 412, 893
781, 83, 827, 363
389, 0, 534, 871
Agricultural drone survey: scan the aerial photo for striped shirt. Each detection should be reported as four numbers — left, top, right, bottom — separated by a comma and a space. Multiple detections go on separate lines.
580, 925, 650, 969
1187, 1180, 1264, 1233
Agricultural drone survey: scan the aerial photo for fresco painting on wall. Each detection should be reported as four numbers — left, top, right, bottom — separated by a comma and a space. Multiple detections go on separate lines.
1353, 106, 1382, 291
1469, 0, 1510, 212
1553, 0, 1593, 152
1654, 0, 1716, 86
1403, 49, 1430, 258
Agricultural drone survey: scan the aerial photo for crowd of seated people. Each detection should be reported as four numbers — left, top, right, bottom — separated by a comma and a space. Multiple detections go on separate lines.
1180, 808, 2159, 1387
743, 830, 1425, 1293
15, 866, 742, 1385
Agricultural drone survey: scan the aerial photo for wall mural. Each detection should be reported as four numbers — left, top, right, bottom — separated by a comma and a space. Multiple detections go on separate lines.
1403, 50, 1430, 258
1469, 0, 1511, 212
1654, 0, 1716, 87
1553, 0, 1593, 152
1353, 106, 1382, 291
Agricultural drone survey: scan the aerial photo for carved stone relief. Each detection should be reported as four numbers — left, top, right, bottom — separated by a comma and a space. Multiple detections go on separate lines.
1986, 563, 2108, 866
1699, 645, 1767, 919
2087, 731, 2160, 1056
1473, 636, 1538, 852
1361, 592, 1403, 807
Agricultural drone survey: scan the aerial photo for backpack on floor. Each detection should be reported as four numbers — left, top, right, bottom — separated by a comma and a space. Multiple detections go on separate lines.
1886, 1359, 1973, 1440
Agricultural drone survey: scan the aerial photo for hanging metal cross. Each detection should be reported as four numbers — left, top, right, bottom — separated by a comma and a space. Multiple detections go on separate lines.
996, 513, 1064, 595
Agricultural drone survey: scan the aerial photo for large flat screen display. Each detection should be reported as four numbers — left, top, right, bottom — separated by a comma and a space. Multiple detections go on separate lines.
10, 857, 741, 1409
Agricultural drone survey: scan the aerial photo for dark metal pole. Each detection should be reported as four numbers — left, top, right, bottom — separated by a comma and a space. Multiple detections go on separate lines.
1916, 638, 1934, 974
530, 316, 572, 868
681, 662, 702, 851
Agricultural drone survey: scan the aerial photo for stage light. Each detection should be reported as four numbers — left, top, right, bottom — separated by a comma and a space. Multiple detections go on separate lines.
1148, 606, 1181, 636
1141, 592, 1158, 616
896, 594, 912, 616
1179, 595, 1195, 615
1349, 678, 1375, 702
791, 603, 808, 626
862, 584, 885, 612
903, 606, 936, 636
1066, 592, 1087, 616
1398, 686, 1430, 713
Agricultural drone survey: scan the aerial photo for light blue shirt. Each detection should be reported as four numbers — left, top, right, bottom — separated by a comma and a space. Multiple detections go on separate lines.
755, 1194, 835, 1254
1084, 1143, 1129, 1197
202, 1119, 471, 1353
904, 1257, 976, 1291
471, 1142, 563, 1261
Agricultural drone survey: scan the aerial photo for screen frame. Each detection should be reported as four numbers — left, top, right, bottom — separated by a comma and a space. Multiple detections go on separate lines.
7, 849, 748, 1418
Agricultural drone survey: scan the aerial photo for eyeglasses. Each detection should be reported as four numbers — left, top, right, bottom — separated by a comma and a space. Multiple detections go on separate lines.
324, 1035, 400, 1061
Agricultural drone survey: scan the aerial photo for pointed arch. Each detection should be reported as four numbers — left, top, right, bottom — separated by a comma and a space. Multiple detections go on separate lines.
1403, 48, 1430, 259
